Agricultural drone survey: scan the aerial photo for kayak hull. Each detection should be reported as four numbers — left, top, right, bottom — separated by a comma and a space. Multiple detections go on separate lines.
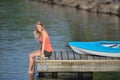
69, 41, 120, 57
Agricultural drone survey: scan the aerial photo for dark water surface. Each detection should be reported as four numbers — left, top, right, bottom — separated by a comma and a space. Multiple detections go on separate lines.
0, 0, 120, 80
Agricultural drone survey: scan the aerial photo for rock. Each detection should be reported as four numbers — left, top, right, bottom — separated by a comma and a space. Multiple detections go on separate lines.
78, 0, 99, 10
97, 2, 120, 15
36, 0, 120, 15
57, 0, 79, 7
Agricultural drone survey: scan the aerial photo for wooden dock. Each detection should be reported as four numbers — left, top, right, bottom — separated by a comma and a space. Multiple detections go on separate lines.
35, 50, 120, 77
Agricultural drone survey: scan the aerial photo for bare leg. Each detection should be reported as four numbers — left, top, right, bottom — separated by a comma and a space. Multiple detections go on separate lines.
28, 50, 41, 73
28, 54, 34, 73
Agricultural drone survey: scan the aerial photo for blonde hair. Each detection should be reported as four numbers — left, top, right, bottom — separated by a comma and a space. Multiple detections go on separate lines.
33, 21, 44, 39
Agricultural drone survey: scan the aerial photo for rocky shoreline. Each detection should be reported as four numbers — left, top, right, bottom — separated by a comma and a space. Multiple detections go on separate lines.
36, 0, 120, 16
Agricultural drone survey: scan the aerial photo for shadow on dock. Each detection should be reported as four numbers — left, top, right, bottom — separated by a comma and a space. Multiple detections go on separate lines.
28, 72, 93, 80
37, 72, 93, 80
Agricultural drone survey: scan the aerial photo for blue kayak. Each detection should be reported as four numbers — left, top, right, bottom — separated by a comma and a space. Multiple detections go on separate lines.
69, 41, 120, 57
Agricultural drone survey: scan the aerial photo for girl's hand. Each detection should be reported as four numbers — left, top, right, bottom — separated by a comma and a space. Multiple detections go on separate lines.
40, 54, 45, 58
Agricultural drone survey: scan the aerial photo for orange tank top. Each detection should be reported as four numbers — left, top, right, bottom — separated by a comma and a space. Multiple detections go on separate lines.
39, 35, 52, 52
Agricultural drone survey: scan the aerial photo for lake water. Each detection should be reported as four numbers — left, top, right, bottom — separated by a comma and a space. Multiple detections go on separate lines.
0, 0, 120, 80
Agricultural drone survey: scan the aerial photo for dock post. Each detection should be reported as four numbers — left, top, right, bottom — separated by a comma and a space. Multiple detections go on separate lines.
52, 72, 58, 78
77, 72, 93, 80
38, 72, 45, 77
77, 72, 83, 78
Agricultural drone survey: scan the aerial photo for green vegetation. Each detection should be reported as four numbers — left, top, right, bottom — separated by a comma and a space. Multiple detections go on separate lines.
94, 72, 120, 80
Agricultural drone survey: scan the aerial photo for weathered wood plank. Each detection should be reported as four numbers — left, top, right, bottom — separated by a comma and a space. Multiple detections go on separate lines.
67, 52, 75, 60
66, 51, 70, 60
80, 54, 88, 60
49, 51, 56, 60
35, 60, 120, 72
74, 52, 81, 60
55, 51, 62, 60
61, 51, 69, 60
87, 55, 94, 60
93, 56, 101, 60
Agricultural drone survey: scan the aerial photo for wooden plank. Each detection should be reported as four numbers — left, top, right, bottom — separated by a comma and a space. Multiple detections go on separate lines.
66, 51, 70, 60
106, 57, 114, 60
87, 55, 94, 60
74, 52, 81, 60
67, 51, 75, 60
60, 51, 63, 60
93, 56, 101, 60
61, 51, 69, 60
49, 51, 56, 60
98, 56, 106, 60
35, 60, 120, 72
72, 51, 76, 60
112, 57, 120, 60
80, 54, 88, 60
54, 51, 61, 60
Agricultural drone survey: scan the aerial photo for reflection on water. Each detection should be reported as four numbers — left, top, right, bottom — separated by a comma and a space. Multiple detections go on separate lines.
64, 9, 120, 41
28, 73, 35, 80
0, 0, 120, 80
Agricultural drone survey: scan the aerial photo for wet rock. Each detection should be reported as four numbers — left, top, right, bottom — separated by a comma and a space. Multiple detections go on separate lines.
97, 2, 120, 15
37, 0, 120, 15
78, 0, 99, 10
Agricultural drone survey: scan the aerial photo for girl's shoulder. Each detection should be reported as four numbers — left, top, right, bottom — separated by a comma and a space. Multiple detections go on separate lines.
41, 30, 49, 38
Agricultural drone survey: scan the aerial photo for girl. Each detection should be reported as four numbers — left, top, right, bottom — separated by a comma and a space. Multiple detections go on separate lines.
28, 22, 52, 73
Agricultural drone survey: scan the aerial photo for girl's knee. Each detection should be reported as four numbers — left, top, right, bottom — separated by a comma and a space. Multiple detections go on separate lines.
29, 53, 34, 58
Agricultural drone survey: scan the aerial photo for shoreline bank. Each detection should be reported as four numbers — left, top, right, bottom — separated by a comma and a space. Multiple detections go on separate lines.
34, 0, 120, 16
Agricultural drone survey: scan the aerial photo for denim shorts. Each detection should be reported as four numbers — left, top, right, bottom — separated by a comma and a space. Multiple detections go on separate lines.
44, 51, 52, 57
